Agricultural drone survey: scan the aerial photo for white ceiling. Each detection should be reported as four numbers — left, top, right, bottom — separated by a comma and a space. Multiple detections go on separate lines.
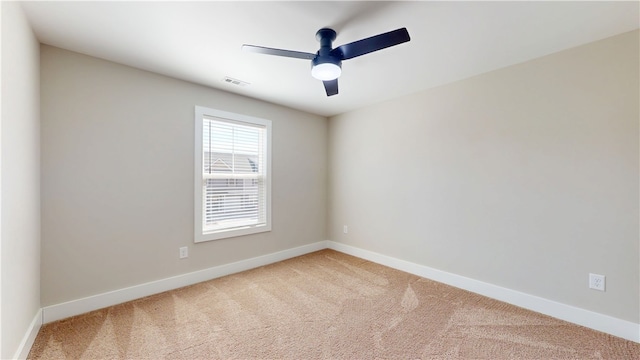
21, 1, 639, 117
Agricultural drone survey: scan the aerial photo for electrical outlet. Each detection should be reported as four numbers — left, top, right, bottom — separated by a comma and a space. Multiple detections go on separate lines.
589, 273, 605, 291
179, 246, 188, 259
343, 225, 348, 234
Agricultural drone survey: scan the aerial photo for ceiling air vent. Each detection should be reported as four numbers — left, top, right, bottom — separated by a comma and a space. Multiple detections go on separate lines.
222, 77, 250, 87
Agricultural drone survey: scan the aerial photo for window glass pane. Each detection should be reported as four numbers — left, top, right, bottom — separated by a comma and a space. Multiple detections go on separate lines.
201, 117, 267, 234
195, 106, 271, 242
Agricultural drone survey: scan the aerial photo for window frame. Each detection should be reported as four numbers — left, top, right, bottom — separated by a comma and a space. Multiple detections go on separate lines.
194, 106, 272, 243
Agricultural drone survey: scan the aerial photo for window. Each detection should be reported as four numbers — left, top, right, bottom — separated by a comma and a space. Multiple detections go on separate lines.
194, 106, 271, 242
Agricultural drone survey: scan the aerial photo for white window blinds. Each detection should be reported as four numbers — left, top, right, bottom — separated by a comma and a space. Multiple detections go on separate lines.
195, 106, 271, 242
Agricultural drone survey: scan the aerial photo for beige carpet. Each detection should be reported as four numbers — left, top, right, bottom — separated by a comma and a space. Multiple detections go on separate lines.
29, 249, 640, 359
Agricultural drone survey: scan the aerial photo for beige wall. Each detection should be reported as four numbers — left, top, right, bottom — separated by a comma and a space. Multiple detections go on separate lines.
1, 2, 41, 358
40, 46, 327, 306
328, 30, 639, 322
22, 16, 640, 343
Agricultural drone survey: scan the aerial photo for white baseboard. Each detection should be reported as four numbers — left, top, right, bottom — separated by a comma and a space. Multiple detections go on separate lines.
13, 309, 42, 360
39, 239, 640, 344
42, 241, 328, 324
326, 241, 640, 343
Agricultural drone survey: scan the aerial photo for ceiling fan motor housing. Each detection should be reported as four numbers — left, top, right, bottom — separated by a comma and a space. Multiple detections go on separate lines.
311, 28, 342, 80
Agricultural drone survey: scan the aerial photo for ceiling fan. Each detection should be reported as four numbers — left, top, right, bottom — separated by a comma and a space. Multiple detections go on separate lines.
242, 27, 411, 96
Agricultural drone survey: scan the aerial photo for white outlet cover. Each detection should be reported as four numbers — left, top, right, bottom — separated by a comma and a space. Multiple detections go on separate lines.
589, 273, 605, 291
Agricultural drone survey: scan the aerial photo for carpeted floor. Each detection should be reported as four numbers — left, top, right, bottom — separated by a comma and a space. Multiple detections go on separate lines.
28, 249, 640, 359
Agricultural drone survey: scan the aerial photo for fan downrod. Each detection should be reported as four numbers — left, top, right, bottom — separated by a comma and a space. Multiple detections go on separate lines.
316, 28, 337, 57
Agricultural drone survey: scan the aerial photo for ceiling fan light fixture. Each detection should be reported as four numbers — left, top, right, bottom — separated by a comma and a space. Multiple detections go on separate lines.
243, 27, 410, 96
311, 59, 342, 81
